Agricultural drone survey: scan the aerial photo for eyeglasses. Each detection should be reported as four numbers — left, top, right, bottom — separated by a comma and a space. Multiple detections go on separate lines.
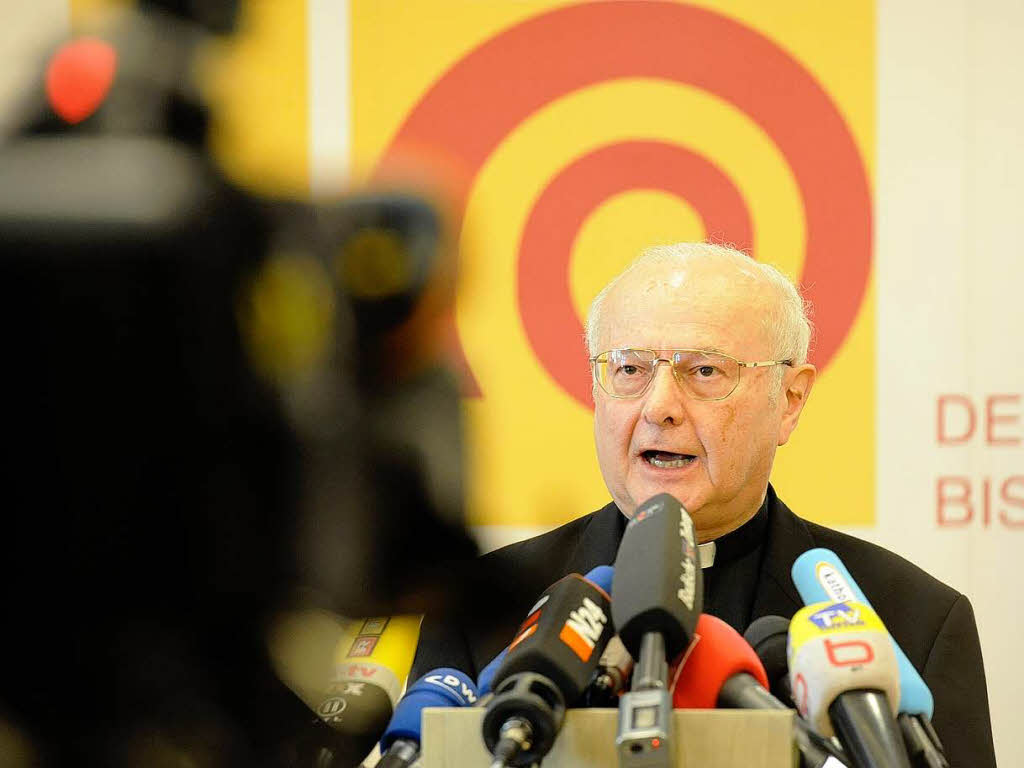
590, 348, 793, 401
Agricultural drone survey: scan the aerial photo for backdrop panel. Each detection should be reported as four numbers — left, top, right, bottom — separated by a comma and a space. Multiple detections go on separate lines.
347, 0, 876, 534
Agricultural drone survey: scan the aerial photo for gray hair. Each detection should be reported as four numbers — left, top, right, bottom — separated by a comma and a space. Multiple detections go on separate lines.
584, 242, 813, 366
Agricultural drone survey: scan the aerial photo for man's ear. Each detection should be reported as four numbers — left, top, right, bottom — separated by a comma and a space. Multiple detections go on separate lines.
777, 364, 816, 446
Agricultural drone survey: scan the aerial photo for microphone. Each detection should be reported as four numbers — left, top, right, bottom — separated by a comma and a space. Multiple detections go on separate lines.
792, 549, 932, 717
898, 716, 949, 768
268, 612, 420, 767
789, 600, 909, 768
611, 493, 702, 768
672, 613, 847, 768
477, 647, 509, 698
744, 615, 795, 707
583, 634, 634, 706
792, 549, 948, 767
377, 668, 479, 768
482, 565, 614, 768
670, 613, 769, 708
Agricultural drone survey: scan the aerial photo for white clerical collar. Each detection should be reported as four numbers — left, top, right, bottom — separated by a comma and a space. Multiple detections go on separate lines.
699, 541, 716, 569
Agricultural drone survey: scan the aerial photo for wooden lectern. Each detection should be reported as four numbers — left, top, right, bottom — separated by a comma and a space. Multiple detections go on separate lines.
421, 708, 794, 767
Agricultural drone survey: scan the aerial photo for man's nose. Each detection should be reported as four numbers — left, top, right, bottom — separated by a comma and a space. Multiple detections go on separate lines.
640, 360, 688, 426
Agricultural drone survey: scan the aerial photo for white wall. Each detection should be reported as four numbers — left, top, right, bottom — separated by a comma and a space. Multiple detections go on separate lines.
874, 2, 1024, 764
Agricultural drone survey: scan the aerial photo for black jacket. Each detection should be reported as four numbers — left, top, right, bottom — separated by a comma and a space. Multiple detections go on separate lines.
411, 486, 996, 768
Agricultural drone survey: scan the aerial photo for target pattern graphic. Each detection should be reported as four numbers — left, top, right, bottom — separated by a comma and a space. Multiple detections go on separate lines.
372, 1, 872, 404
519, 140, 753, 407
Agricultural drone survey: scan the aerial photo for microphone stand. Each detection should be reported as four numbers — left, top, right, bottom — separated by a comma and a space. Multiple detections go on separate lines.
616, 633, 674, 768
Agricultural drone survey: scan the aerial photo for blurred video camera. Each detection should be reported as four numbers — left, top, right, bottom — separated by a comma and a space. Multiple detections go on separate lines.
0, 2, 482, 765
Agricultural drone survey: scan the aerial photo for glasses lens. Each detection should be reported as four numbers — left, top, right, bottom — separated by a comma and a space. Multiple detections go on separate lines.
596, 349, 656, 396
670, 350, 739, 400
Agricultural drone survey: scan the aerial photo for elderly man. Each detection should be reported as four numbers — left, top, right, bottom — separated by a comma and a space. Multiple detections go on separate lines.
411, 243, 995, 767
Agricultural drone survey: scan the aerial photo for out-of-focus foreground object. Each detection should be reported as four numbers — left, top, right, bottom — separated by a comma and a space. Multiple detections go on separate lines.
0, 2, 481, 765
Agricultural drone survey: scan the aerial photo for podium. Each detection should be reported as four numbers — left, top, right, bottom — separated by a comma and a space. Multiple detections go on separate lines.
421, 708, 794, 767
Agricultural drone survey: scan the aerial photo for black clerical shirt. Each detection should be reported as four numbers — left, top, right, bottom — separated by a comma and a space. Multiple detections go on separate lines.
699, 494, 769, 634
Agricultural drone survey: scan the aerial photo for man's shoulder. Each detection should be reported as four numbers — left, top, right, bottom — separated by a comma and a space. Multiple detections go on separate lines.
475, 501, 624, 611
801, 514, 959, 602
776, 500, 995, 768
482, 509, 595, 563
414, 501, 624, 679
481, 501, 623, 565
770, 491, 958, 601
775, 497, 963, 666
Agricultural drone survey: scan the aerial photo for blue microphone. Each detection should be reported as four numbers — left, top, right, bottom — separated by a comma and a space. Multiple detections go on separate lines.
792, 549, 949, 767
478, 648, 509, 697
378, 667, 479, 768
791, 548, 932, 716
585, 564, 615, 594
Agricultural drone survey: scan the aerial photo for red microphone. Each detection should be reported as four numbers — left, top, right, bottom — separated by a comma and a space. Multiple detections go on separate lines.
670, 614, 847, 768
670, 614, 769, 709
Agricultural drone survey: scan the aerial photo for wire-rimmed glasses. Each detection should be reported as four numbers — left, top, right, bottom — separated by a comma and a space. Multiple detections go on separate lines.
590, 348, 793, 401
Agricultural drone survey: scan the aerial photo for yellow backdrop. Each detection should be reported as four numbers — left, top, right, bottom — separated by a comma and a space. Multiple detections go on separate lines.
349, 0, 875, 529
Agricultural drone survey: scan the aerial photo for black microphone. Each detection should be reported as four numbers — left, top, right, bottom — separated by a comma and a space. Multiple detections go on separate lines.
898, 715, 948, 768
482, 566, 614, 768
611, 493, 703, 768
745, 615, 795, 707
582, 635, 633, 707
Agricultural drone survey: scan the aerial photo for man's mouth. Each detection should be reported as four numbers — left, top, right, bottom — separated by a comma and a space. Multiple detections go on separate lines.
641, 450, 697, 469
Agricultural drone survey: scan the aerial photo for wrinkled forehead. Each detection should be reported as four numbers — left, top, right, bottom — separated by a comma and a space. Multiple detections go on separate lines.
597, 262, 776, 355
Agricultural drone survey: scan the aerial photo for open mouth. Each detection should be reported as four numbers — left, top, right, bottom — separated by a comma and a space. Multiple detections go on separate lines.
642, 450, 697, 469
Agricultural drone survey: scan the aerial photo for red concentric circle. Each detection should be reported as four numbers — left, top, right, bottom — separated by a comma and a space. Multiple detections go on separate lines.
373, 1, 871, 401
518, 140, 752, 406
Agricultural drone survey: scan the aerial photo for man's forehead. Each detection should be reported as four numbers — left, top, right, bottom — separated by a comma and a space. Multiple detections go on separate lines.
613, 257, 763, 298
599, 260, 774, 347
610, 262, 770, 313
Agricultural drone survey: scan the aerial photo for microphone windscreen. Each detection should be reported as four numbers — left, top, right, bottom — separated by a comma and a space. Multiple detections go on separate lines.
379, 668, 478, 750
492, 572, 613, 704
788, 601, 900, 737
743, 616, 791, 703
270, 612, 420, 763
480, 568, 609, 697
612, 494, 702, 660
744, 615, 790, 651
791, 548, 933, 717
584, 564, 614, 594
671, 614, 769, 709
477, 648, 508, 696
895, 667, 935, 718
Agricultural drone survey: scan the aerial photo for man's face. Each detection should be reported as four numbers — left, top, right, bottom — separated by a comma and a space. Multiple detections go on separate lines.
592, 262, 812, 540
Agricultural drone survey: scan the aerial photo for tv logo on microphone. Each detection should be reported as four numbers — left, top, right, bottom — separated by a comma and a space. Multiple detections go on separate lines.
424, 672, 479, 705
559, 596, 608, 661
808, 602, 865, 630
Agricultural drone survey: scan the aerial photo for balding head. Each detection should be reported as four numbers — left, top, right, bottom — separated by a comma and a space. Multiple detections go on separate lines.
585, 243, 812, 369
